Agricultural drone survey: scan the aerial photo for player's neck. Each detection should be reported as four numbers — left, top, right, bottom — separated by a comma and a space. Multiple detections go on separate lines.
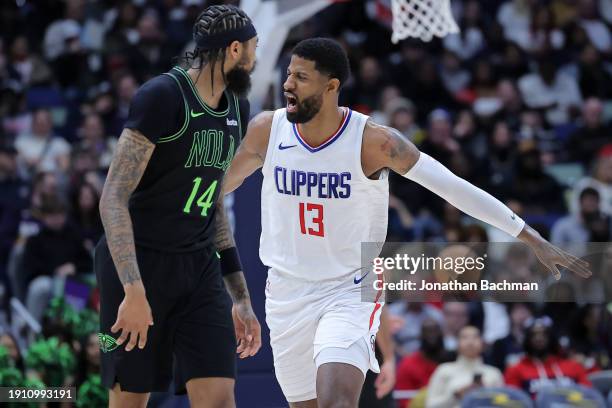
187, 67, 227, 109
297, 106, 345, 147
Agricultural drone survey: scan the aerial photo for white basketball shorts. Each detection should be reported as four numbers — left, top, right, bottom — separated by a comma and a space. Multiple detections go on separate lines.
265, 268, 384, 402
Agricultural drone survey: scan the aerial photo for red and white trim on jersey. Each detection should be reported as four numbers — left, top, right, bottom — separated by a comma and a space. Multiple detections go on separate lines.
292, 108, 352, 153
369, 274, 384, 330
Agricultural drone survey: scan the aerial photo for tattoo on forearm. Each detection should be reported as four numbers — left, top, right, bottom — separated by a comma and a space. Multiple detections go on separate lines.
100, 129, 154, 286
223, 271, 250, 303
214, 192, 235, 252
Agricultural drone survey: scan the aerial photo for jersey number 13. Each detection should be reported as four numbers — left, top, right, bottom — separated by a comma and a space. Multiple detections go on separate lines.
299, 202, 324, 237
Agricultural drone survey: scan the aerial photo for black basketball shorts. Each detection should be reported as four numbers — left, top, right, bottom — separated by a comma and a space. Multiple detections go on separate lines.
94, 237, 236, 394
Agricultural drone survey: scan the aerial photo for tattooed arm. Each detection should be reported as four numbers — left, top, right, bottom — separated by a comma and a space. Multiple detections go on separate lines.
99, 128, 155, 351
215, 190, 249, 303
215, 191, 261, 357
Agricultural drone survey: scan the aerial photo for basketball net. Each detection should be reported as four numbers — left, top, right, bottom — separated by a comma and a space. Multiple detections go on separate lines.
390, 0, 459, 43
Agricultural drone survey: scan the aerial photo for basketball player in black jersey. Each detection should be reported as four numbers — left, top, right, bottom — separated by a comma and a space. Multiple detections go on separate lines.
95, 5, 260, 407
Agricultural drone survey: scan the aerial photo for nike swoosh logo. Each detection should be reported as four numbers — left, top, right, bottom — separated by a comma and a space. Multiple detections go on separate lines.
278, 143, 297, 150
190, 109, 205, 118
354, 270, 370, 284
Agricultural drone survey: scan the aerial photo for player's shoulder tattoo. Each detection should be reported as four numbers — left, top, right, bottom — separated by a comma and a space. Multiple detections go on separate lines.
364, 120, 418, 174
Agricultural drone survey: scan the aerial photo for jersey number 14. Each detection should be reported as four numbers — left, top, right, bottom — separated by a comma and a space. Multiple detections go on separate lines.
184, 177, 217, 217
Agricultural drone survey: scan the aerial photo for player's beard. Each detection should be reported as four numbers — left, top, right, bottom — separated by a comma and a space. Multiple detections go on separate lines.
225, 58, 254, 97
286, 92, 323, 124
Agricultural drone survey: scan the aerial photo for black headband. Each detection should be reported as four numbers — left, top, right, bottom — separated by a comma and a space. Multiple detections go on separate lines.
194, 23, 257, 51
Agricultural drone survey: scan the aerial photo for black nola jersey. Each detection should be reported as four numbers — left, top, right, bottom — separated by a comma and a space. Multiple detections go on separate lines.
124, 66, 248, 252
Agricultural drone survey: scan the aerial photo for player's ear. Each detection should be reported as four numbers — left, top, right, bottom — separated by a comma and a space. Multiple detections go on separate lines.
228, 40, 241, 61
327, 78, 340, 94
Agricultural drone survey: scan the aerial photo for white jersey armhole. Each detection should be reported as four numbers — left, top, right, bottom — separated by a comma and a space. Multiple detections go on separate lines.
353, 116, 389, 184
261, 108, 286, 176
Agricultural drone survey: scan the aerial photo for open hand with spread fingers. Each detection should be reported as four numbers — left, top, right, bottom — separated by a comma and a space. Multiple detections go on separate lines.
519, 225, 592, 280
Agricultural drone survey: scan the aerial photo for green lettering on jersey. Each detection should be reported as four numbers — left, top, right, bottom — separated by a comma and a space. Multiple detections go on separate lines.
184, 130, 208, 168
220, 134, 235, 171
185, 129, 235, 170
204, 130, 222, 167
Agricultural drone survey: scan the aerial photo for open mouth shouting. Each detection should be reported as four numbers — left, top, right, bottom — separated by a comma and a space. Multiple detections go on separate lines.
285, 92, 298, 113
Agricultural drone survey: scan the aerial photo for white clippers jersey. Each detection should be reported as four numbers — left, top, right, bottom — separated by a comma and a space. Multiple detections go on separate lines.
260, 108, 389, 281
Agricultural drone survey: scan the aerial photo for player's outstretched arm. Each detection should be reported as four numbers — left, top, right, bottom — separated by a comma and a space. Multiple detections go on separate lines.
99, 128, 155, 351
223, 111, 274, 194
214, 190, 261, 358
363, 121, 591, 280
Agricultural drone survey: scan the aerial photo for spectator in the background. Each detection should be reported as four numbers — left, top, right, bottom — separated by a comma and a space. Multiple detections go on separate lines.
387, 194, 415, 241
389, 41, 426, 97
465, 60, 498, 103
442, 0, 485, 61
345, 56, 387, 113
498, 0, 535, 46
504, 317, 591, 397
568, 305, 610, 373
15, 108, 71, 177
403, 59, 455, 120
70, 182, 102, 253
0, 146, 28, 297
577, 0, 612, 53
75, 332, 101, 386
69, 148, 104, 194
395, 318, 452, 408
567, 97, 611, 166
442, 302, 469, 352
489, 303, 533, 371
127, 11, 173, 81
388, 302, 444, 357
386, 97, 423, 144
439, 50, 471, 97
518, 57, 582, 126
7, 36, 53, 87
517, 111, 552, 146
483, 121, 517, 198
452, 110, 486, 161
571, 146, 612, 216
551, 187, 602, 249
495, 42, 530, 80
510, 145, 566, 215
0, 331, 24, 371
28, 171, 60, 218
369, 85, 401, 125
420, 109, 459, 167
42, 0, 91, 89
163, 0, 199, 50
109, 73, 138, 137
21, 194, 92, 322
576, 44, 612, 99
78, 113, 116, 170
103, 1, 141, 55
42, 0, 84, 60
523, 5, 565, 54
494, 81, 523, 120
426, 326, 504, 408
550, 0, 579, 28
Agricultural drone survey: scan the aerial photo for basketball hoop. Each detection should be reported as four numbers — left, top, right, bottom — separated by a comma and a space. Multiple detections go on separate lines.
390, 0, 459, 43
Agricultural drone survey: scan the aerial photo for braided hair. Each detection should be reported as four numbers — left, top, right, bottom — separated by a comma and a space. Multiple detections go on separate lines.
183, 5, 253, 93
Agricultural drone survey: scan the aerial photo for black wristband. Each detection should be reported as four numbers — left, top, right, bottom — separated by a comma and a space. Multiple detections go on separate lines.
219, 247, 243, 276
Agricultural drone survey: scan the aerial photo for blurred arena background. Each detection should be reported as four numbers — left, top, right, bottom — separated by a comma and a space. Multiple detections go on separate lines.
0, 0, 611, 407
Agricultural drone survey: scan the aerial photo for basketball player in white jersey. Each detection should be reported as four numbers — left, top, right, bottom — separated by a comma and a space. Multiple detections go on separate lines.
223, 38, 591, 408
